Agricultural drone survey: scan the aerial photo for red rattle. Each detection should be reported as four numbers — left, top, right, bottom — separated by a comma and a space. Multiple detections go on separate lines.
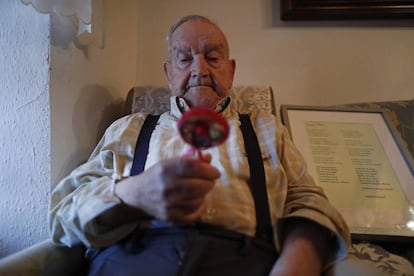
177, 107, 230, 162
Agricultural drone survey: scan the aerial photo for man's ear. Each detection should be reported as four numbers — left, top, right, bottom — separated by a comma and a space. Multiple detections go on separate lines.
228, 59, 236, 88
164, 61, 171, 82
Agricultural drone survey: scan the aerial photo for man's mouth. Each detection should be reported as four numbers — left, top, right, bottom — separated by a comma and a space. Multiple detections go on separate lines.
187, 84, 214, 90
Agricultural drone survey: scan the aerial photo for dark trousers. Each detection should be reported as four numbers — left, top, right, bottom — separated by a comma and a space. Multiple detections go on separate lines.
87, 228, 191, 276
87, 225, 278, 276
87, 226, 392, 276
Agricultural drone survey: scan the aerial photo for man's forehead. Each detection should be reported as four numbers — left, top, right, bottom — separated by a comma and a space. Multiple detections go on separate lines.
172, 31, 224, 44
171, 20, 228, 54
171, 40, 226, 53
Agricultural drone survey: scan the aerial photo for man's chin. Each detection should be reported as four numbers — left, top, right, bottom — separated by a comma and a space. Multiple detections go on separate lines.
184, 88, 220, 109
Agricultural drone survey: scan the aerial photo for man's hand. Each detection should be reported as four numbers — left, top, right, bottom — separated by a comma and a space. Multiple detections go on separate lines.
98, 155, 220, 226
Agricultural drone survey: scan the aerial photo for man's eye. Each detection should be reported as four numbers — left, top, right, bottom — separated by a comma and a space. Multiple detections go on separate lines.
177, 55, 192, 63
207, 56, 219, 62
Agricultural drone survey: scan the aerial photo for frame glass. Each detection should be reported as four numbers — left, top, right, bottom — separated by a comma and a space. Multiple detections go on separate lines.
280, 105, 414, 241
280, 0, 414, 20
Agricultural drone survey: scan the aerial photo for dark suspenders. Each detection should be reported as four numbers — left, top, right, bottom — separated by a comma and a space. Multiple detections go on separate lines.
239, 114, 274, 244
130, 114, 160, 175
130, 113, 274, 244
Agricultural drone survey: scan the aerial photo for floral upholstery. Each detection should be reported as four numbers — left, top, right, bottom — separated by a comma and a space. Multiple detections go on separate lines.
125, 85, 276, 115
349, 243, 414, 276
1, 87, 413, 275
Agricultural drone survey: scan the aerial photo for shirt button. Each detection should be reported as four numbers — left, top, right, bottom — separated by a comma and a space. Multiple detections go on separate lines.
206, 208, 216, 219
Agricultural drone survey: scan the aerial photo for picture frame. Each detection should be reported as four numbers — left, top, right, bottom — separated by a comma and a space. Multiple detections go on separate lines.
280, 0, 414, 20
280, 105, 414, 241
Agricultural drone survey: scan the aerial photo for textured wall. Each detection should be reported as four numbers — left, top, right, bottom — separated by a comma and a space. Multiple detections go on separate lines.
0, 1, 50, 258
50, 0, 138, 187
136, 0, 414, 106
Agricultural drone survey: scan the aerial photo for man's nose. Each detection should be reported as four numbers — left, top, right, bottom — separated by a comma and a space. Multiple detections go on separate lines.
191, 55, 209, 78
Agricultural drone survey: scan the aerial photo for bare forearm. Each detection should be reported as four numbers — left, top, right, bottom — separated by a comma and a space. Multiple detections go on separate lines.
283, 217, 331, 261
270, 218, 332, 276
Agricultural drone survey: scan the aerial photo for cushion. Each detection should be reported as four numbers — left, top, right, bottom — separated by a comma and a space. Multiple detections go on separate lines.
348, 242, 414, 275
125, 85, 276, 115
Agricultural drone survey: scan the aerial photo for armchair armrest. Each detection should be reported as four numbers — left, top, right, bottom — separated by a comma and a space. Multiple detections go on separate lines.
0, 239, 87, 276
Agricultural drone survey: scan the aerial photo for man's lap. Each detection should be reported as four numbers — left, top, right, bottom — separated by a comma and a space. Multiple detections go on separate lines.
87, 228, 190, 276
87, 226, 388, 276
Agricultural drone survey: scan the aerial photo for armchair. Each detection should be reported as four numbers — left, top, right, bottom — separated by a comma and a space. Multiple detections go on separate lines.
0, 85, 275, 276
1, 86, 413, 276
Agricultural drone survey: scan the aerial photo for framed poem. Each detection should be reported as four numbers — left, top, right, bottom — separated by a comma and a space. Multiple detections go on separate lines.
280, 0, 414, 20
280, 105, 414, 241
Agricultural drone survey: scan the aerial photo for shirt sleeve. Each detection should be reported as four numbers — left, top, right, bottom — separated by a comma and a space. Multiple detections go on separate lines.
273, 116, 351, 266
49, 114, 145, 248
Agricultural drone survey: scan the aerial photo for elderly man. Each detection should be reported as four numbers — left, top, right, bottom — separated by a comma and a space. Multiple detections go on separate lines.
50, 15, 384, 276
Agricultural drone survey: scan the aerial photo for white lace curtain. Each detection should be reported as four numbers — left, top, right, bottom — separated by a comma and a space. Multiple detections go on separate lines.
21, 0, 105, 48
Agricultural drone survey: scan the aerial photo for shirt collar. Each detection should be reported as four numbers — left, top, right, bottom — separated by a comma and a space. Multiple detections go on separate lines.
169, 96, 232, 118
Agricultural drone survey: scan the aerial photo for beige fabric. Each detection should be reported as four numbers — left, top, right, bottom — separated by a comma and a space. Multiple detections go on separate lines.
49, 96, 350, 269
325, 256, 390, 276
125, 85, 276, 115
0, 239, 86, 276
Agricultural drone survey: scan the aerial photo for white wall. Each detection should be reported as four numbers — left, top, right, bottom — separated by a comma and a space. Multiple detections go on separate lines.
136, 0, 414, 107
50, 0, 139, 186
0, 1, 50, 258
49, 1, 414, 188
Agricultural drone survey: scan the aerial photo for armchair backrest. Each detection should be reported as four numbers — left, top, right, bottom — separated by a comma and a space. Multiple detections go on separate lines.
125, 85, 276, 115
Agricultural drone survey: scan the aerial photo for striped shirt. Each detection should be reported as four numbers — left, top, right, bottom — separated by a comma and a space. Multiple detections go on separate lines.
49, 96, 350, 260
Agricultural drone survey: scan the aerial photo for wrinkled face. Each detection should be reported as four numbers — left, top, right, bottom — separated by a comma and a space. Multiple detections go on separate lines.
164, 19, 235, 109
